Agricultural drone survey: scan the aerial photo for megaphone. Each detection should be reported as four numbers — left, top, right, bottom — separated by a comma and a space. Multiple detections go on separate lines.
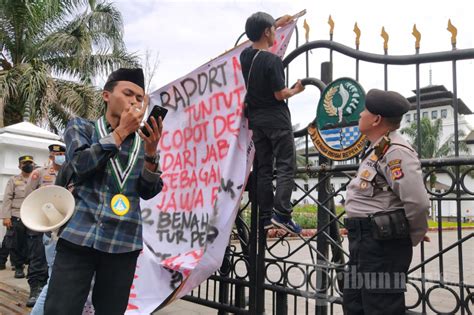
20, 185, 75, 232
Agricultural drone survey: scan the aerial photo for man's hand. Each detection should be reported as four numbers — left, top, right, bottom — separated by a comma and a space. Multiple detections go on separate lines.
423, 235, 431, 242
3, 218, 12, 229
294, 79, 305, 93
139, 115, 163, 157
114, 95, 148, 144
275, 14, 293, 28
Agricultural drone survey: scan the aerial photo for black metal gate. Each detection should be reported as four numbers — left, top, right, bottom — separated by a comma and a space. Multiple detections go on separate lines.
183, 23, 474, 315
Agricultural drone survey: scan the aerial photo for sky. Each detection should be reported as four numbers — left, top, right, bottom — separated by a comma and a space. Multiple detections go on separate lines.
111, 0, 474, 128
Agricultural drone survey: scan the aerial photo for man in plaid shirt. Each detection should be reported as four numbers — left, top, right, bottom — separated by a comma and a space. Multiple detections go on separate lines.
44, 68, 164, 315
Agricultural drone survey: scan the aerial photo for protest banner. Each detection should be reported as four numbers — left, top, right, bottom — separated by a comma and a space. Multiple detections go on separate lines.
126, 21, 297, 314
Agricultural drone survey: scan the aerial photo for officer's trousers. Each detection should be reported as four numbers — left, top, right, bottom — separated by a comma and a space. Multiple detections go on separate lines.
343, 218, 413, 315
8, 217, 28, 267
252, 127, 296, 220
8, 217, 48, 289
0, 236, 9, 265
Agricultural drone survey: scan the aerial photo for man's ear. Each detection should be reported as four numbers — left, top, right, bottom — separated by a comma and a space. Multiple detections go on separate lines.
102, 90, 110, 103
264, 27, 271, 37
372, 115, 382, 127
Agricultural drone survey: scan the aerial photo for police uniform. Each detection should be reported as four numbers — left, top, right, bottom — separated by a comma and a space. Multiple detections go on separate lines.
24, 144, 65, 309
0, 167, 30, 272
343, 89, 430, 315
24, 165, 59, 196
25, 144, 65, 196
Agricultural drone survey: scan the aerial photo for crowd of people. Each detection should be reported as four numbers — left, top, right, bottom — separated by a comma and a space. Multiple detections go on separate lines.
0, 11, 429, 315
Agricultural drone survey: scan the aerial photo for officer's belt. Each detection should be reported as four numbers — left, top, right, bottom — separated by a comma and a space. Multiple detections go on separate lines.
344, 217, 371, 230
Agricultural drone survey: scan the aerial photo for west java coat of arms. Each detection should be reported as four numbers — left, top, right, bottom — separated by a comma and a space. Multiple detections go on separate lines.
308, 78, 367, 160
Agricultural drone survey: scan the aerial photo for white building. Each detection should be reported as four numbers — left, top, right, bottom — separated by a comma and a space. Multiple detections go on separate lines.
0, 122, 62, 209
403, 85, 474, 147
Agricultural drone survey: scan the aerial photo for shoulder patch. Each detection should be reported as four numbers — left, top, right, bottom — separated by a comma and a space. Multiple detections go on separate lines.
390, 166, 404, 180
388, 159, 402, 167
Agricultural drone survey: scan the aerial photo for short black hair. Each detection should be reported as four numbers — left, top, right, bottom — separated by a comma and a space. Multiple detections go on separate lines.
384, 116, 403, 129
245, 12, 275, 42
104, 80, 118, 92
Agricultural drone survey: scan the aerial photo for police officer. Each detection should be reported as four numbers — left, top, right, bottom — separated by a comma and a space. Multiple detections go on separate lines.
0, 155, 35, 280
23, 143, 65, 308
343, 89, 430, 315
25, 144, 66, 195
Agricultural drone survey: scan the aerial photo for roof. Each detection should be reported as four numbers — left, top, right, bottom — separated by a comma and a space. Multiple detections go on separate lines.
0, 122, 60, 141
406, 85, 472, 115
465, 130, 474, 144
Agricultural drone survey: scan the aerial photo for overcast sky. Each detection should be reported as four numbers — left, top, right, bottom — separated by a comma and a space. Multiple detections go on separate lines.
111, 0, 474, 128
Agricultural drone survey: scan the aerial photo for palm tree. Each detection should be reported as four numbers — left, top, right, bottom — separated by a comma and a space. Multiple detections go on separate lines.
0, 0, 138, 132
401, 117, 471, 218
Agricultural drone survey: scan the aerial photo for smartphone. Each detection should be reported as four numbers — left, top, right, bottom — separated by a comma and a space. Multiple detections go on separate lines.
141, 105, 168, 137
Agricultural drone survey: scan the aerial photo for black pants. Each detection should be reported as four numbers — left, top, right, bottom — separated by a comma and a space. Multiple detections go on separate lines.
0, 236, 9, 265
44, 239, 140, 315
7, 217, 47, 288
252, 127, 296, 219
343, 218, 413, 315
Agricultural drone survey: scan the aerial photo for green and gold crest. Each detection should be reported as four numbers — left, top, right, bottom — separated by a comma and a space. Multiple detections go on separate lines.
308, 78, 367, 160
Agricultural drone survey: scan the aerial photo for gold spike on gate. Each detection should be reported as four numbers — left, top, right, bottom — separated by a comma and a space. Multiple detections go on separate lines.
303, 19, 310, 43
412, 24, 421, 50
381, 27, 389, 52
353, 22, 361, 49
328, 15, 334, 36
447, 19, 457, 48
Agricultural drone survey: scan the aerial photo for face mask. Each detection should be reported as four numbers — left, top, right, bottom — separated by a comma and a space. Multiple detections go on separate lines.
54, 155, 66, 166
21, 164, 34, 173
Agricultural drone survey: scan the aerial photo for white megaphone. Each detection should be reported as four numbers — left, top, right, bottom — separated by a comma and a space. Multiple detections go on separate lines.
20, 185, 75, 232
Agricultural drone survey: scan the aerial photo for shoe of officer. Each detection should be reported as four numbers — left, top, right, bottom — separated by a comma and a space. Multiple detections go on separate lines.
14, 265, 25, 279
26, 286, 43, 307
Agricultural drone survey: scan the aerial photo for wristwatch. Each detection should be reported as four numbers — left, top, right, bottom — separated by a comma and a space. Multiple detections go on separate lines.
144, 153, 159, 165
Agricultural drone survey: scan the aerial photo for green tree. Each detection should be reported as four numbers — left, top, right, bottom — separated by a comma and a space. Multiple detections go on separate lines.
401, 117, 471, 189
0, 0, 138, 132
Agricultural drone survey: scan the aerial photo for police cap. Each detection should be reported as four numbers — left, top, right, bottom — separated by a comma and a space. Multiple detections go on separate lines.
19, 155, 34, 163
48, 144, 66, 153
365, 89, 410, 117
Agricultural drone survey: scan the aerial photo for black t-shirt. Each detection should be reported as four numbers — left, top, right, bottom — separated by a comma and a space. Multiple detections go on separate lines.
240, 47, 292, 130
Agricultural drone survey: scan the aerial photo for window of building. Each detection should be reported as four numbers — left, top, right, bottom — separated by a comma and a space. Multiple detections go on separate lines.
432, 110, 438, 119
405, 114, 411, 122
441, 109, 448, 118
414, 113, 418, 120
422, 112, 429, 119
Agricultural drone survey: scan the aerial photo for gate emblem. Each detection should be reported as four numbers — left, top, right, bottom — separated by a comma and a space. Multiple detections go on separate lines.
308, 78, 367, 160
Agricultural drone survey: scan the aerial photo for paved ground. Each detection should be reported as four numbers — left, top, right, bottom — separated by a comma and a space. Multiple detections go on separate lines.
0, 230, 472, 314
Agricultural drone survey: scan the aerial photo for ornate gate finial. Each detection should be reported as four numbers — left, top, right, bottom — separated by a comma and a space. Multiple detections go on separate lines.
412, 24, 421, 50
328, 15, 334, 36
354, 22, 361, 49
447, 19, 457, 48
381, 26, 389, 52
303, 19, 310, 43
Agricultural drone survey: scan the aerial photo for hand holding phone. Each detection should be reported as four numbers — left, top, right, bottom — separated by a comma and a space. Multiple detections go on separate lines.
141, 105, 168, 137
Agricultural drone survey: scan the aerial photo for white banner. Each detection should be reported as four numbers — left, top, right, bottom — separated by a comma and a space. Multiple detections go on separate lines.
126, 21, 297, 314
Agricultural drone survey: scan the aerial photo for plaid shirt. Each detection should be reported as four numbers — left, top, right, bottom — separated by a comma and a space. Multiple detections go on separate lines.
60, 117, 163, 253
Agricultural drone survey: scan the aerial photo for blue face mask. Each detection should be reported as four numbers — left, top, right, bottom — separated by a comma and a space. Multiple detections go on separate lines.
54, 155, 66, 166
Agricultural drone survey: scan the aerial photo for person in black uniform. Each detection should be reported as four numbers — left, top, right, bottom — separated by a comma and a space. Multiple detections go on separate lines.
343, 89, 430, 314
